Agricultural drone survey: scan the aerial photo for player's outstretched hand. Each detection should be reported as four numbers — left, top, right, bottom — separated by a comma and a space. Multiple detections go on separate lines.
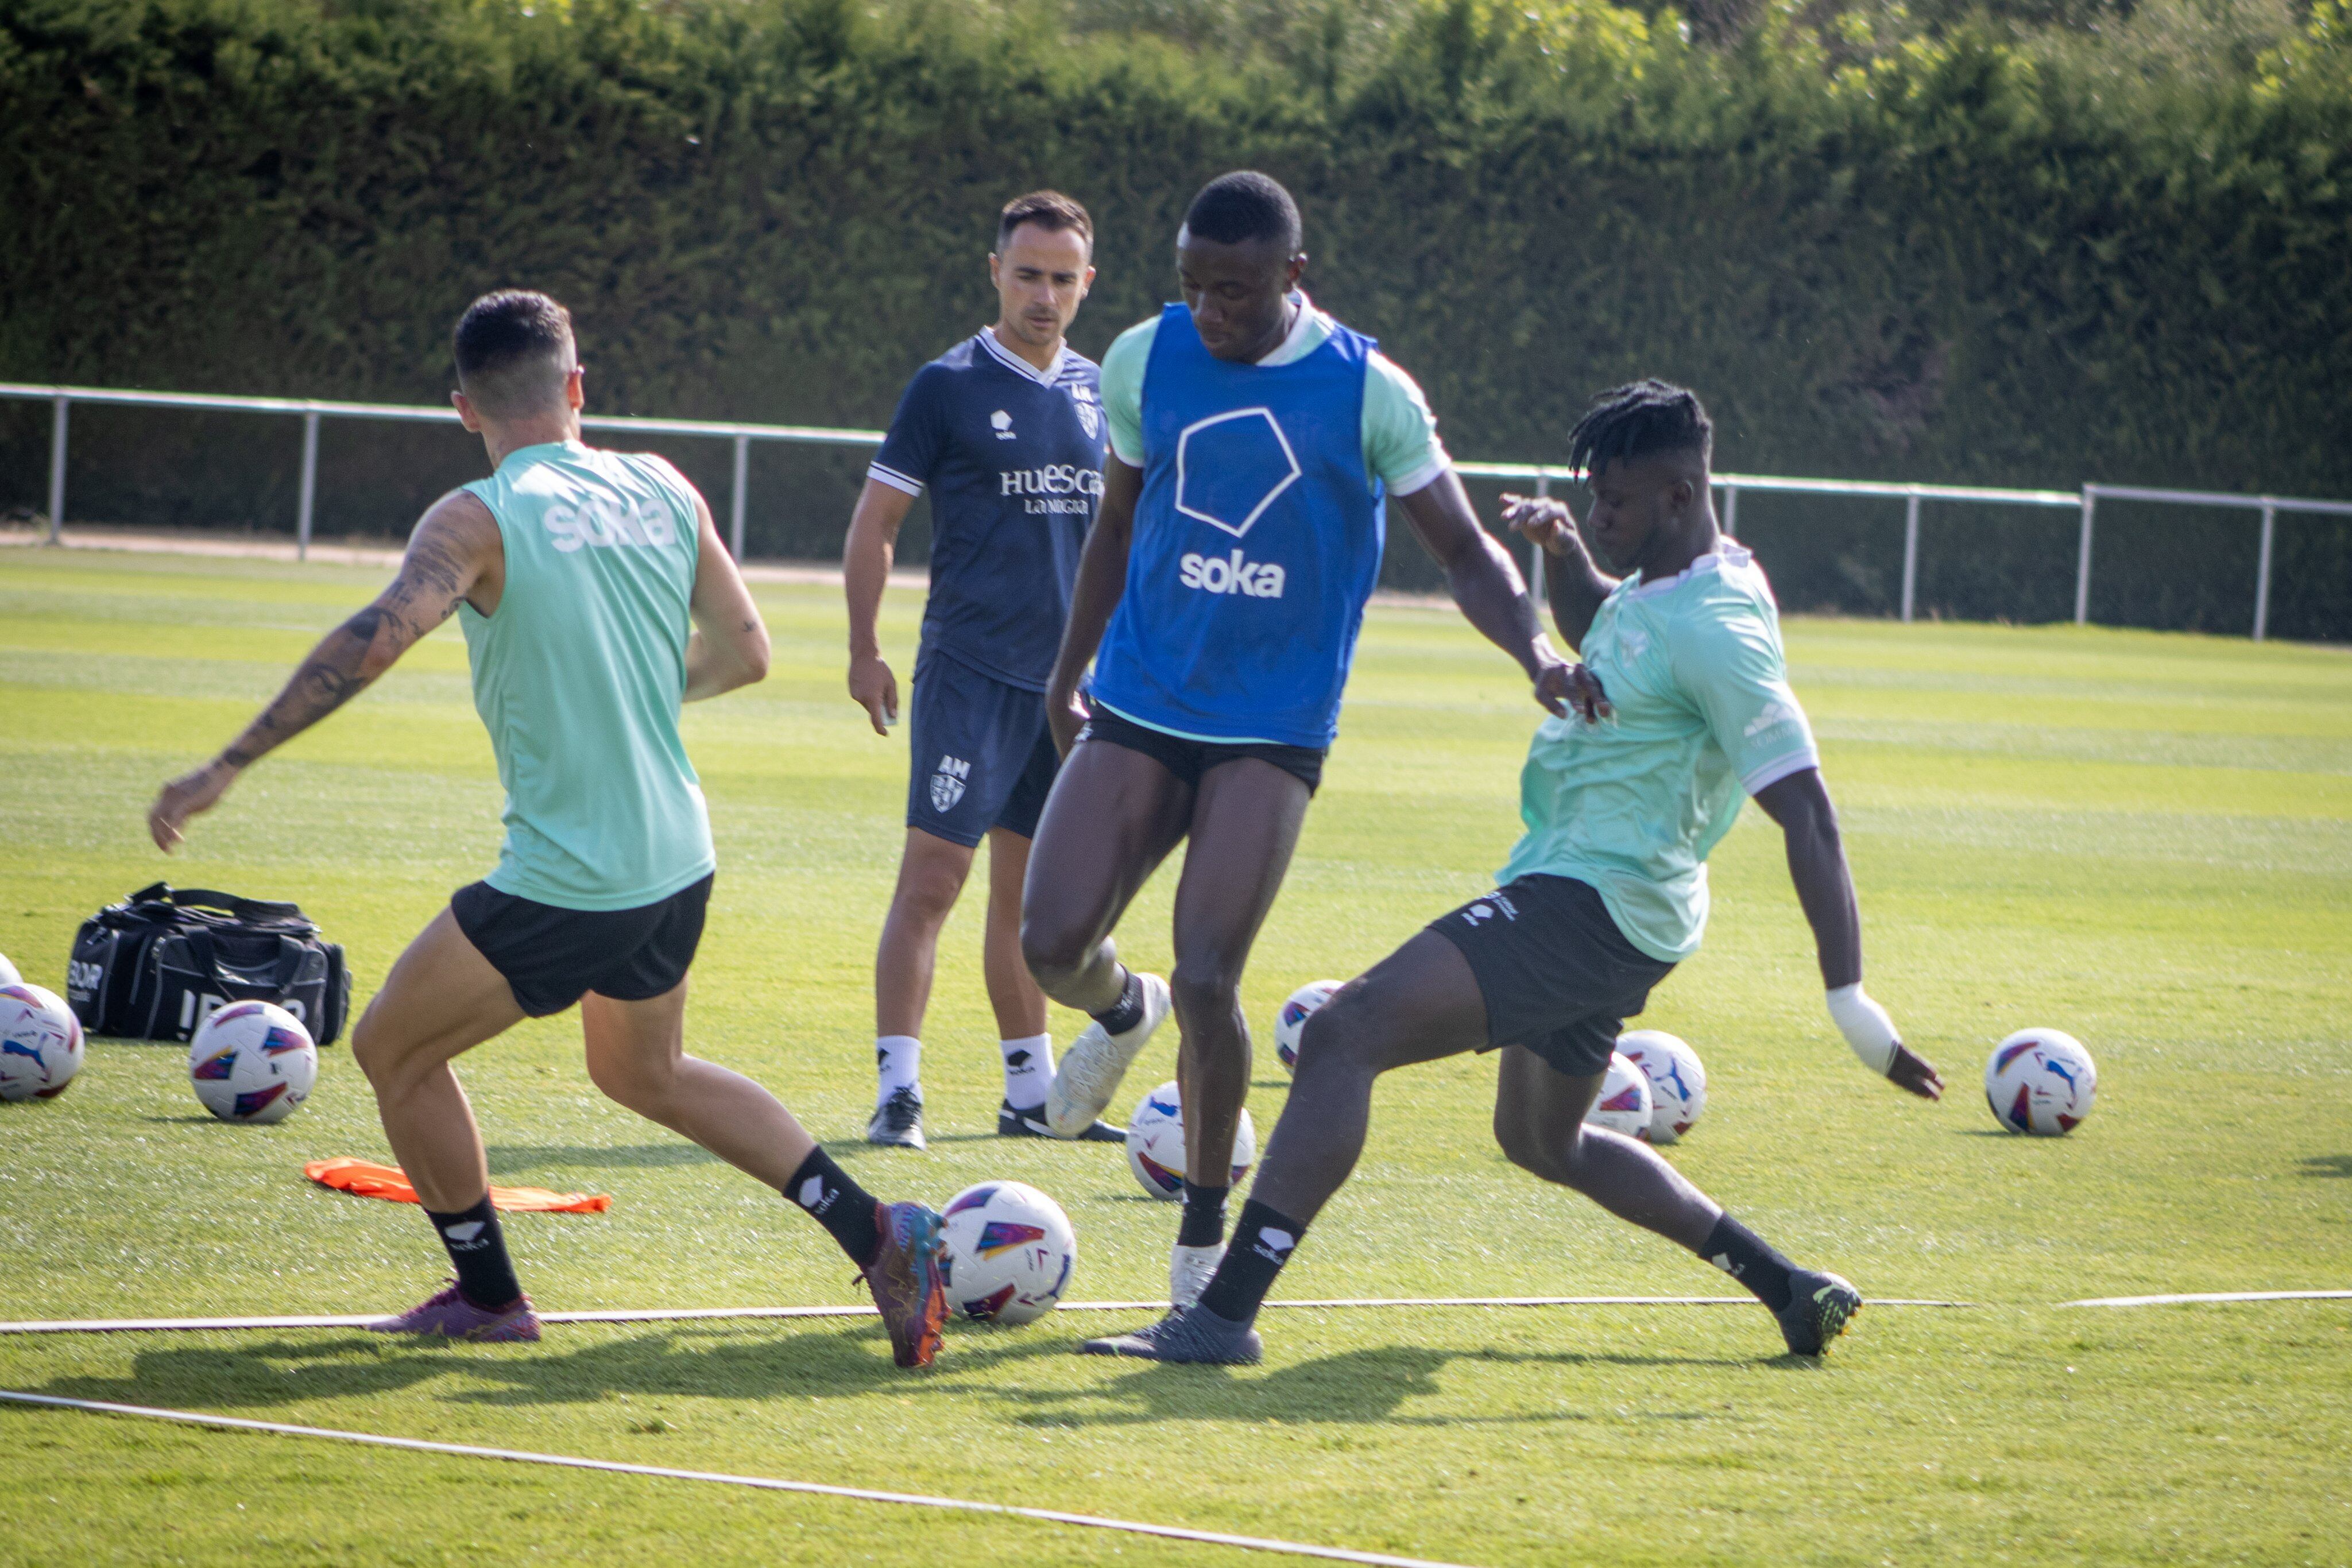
1887, 1042, 1945, 1101
849, 653, 898, 736
1825, 982, 1944, 1101
148, 760, 239, 853
1533, 659, 1612, 723
1500, 492, 1579, 555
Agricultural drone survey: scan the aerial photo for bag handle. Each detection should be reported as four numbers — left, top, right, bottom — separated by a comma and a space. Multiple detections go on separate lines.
131, 882, 307, 926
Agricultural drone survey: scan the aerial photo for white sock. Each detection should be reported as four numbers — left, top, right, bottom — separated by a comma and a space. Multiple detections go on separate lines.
875, 1035, 922, 1106
1000, 1033, 1054, 1109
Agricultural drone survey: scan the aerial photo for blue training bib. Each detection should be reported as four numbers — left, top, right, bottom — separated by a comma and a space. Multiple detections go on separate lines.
1090, 304, 1384, 748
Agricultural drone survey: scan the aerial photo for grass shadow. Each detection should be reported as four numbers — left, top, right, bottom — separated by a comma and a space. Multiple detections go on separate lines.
2299, 1155, 2352, 1178
28, 1322, 1073, 1416
988, 1342, 1759, 1431
485, 1143, 716, 1174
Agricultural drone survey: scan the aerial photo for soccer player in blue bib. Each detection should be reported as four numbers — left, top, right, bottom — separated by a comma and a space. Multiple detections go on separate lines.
1084, 381, 1949, 1365
148, 292, 953, 1366
842, 191, 1122, 1149
1021, 172, 1579, 1309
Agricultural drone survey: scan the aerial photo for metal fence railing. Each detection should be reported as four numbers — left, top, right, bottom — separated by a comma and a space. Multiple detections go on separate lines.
9, 382, 2350, 641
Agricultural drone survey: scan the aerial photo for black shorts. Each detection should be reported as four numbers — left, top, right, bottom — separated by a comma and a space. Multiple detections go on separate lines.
451, 873, 713, 1018
906, 652, 1061, 846
1428, 874, 1676, 1078
1081, 707, 1326, 795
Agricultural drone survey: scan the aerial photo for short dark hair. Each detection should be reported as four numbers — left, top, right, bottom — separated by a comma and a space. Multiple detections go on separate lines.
452, 290, 575, 417
997, 190, 1093, 253
1567, 379, 1715, 479
1182, 171, 1302, 253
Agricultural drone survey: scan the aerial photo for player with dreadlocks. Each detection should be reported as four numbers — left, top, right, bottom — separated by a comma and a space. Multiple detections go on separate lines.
1081, 378, 1947, 1365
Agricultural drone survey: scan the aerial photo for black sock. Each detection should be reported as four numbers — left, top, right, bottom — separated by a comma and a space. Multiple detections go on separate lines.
1090, 967, 1143, 1035
1197, 1199, 1306, 1325
424, 1195, 523, 1311
786, 1148, 883, 1267
1701, 1213, 1797, 1313
1178, 1180, 1227, 1248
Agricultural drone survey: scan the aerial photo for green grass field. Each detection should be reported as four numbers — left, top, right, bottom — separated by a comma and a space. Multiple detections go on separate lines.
2, 545, 2347, 1566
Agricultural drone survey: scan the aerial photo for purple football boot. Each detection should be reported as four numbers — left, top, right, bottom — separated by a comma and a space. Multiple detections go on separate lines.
859, 1200, 950, 1368
369, 1283, 542, 1343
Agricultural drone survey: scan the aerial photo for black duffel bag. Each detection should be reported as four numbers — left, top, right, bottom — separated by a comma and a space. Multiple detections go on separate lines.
67, 884, 351, 1045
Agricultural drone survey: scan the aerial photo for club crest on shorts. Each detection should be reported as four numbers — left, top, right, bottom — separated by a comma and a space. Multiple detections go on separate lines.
930, 754, 972, 812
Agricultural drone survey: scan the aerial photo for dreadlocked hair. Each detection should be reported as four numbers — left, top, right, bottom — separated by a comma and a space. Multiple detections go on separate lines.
1566, 379, 1713, 481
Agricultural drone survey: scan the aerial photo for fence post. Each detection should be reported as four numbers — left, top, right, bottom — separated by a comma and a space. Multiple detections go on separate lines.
1530, 469, 1550, 607
1901, 491, 1921, 623
729, 433, 749, 560
296, 408, 321, 562
47, 394, 68, 544
2253, 502, 2276, 642
1722, 483, 1738, 535
2074, 487, 2096, 626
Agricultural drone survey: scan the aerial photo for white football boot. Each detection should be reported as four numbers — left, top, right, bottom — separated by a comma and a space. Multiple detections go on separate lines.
1169, 1241, 1227, 1310
1045, 973, 1171, 1139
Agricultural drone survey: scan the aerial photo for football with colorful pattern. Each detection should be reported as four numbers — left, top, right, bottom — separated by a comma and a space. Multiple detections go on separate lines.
187, 1000, 317, 1125
1583, 1051, 1655, 1139
939, 1180, 1078, 1326
1984, 1028, 2096, 1135
1123, 1079, 1256, 1200
0, 983, 85, 1103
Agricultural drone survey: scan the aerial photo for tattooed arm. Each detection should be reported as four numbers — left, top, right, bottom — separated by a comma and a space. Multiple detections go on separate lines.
147, 491, 503, 852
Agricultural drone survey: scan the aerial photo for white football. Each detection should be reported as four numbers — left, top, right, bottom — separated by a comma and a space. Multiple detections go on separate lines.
188, 1000, 317, 1124
1272, 979, 1344, 1074
0, 983, 85, 1102
0, 951, 20, 987
1618, 1029, 1707, 1144
1124, 1080, 1256, 1200
1984, 1028, 2095, 1135
939, 1180, 1078, 1326
1583, 1051, 1654, 1138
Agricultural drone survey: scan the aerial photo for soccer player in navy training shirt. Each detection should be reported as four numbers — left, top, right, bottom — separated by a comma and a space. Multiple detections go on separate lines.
843, 191, 1123, 1150
1020, 171, 1581, 1310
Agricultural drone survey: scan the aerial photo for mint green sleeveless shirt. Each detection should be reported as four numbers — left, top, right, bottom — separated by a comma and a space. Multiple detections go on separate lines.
458, 440, 715, 911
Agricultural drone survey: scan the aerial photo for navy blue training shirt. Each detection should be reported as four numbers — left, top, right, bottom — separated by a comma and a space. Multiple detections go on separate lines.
867, 329, 1105, 691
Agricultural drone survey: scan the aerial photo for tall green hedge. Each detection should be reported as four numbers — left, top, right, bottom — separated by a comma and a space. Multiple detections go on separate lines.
3, 0, 2347, 635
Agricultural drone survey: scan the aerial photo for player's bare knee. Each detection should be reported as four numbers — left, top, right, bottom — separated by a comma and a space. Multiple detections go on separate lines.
893, 855, 966, 924
349, 1002, 409, 1089
1019, 915, 1092, 991
1167, 958, 1241, 1023
1493, 1104, 1567, 1181
1291, 997, 1384, 1079
585, 1049, 669, 1113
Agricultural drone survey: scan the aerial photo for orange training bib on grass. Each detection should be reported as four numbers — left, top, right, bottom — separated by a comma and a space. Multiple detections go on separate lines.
303, 1156, 611, 1214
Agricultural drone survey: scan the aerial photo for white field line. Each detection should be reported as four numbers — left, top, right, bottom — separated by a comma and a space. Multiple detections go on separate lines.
0, 1390, 1476, 1568
2059, 1290, 2352, 1308
0, 1294, 1976, 1335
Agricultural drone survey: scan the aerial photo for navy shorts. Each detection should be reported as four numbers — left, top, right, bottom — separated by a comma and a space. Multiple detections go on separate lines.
452, 873, 712, 1019
906, 652, 1059, 847
1427, 874, 1676, 1078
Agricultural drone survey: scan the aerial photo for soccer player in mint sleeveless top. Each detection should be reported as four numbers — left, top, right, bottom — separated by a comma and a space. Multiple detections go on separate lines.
147, 292, 954, 1365
1085, 382, 1950, 1366
841, 191, 1121, 1151
1022, 172, 1581, 1311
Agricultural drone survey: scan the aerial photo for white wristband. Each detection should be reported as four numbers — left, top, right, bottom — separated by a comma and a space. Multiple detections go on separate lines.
1826, 983, 1900, 1076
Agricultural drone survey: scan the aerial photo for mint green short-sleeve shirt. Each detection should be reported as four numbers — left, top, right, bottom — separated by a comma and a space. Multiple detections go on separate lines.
1497, 545, 1818, 963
